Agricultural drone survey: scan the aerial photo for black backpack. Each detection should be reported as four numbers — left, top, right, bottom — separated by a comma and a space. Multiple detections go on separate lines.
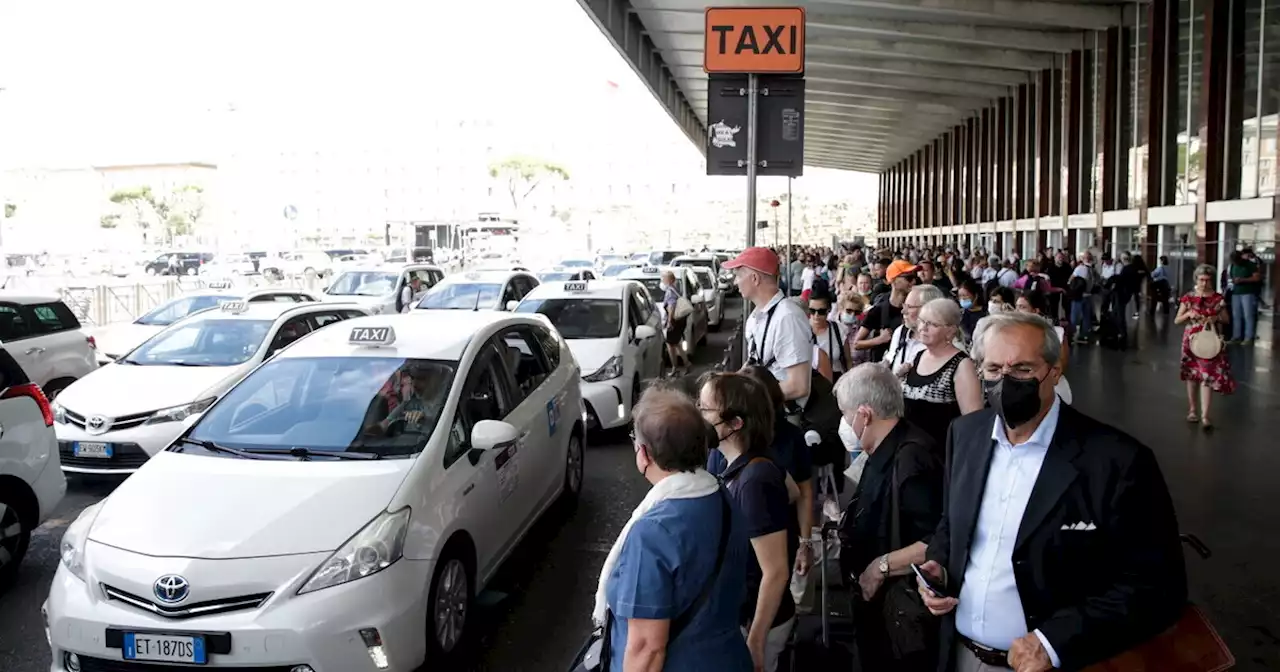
788, 372, 845, 470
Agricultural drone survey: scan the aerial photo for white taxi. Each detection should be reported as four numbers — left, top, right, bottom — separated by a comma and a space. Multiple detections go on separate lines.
415, 269, 539, 312
617, 265, 709, 357
516, 280, 661, 429
53, 301, 368, 474
45, 312, 586, 671
688, 266, 725, 330
92, 282, 321, 364
322, 263, 445, 315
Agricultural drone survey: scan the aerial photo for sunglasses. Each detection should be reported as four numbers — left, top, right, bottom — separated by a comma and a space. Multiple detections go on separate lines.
808, 307, 829, 315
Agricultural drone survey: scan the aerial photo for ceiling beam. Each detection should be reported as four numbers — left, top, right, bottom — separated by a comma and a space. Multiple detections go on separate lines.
634, 0, 1119, 30
807, 56, 1033, 88
808, 72, 1010, 100
808, 86, 988, 111
807, 14, 1084, 52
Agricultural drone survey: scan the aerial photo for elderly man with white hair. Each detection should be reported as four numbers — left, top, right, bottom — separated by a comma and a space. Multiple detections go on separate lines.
833, 363, 944, 671
884, 284, 948, 371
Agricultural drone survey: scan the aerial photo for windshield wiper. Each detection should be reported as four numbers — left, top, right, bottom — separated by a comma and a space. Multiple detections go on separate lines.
165, 361, 210, 367
116, 359, 140, 365
175, 437, 261, 459
241, 447, 381, 461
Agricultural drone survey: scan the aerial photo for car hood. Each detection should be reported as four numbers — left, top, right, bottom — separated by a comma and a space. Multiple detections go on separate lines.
57, 363, 238, 418
89, 452, 411, 559
93, 322, 164, 359
567, 338, 618, 374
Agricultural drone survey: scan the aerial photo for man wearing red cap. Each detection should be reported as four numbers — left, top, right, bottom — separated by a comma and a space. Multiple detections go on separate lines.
724, 247, 812, 406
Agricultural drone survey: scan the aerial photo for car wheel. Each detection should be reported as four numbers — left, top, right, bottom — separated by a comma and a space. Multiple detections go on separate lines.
42, 378, 74, 401
303, 267, 316, 277
426, 548, 472, 664
185, 267, 197, 276
561, 432, 584, 506
145, 267, 157, 276
0, 491, 32, 588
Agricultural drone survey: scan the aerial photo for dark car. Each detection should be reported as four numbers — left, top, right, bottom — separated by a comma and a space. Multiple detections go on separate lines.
144, 252, 214, 276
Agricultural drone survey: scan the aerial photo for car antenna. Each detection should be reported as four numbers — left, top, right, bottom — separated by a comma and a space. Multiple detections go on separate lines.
473, 288, 482, 312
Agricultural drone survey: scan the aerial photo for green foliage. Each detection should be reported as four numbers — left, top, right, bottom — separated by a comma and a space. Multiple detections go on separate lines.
108, 184, 206, 243
3, 202, 15, 219
487, 156, 569, 211
99, 213, 120, 229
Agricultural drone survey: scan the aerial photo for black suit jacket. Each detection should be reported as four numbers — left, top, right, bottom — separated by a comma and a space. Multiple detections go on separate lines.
926, 405, 1186, 672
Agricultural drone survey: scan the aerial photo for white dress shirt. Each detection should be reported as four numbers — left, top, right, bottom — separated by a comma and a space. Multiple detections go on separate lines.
746, 290, 812, 406
956, 396, 1063, 667
882, 323, 922, 369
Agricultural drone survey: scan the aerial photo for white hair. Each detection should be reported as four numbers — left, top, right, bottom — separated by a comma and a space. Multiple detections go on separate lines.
833, 362, 904, 419
908, 284, 945, 305
921, 297, 962, 327
971, 311, 1062, 368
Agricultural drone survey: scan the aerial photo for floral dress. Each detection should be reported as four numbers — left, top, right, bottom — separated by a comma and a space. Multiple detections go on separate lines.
1179, 292, 1236, 394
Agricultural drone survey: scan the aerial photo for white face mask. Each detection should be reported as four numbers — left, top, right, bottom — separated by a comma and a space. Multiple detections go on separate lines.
839, 415, 863, 453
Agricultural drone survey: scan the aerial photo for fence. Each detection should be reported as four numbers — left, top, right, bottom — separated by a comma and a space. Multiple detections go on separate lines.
50, 275, 327, 328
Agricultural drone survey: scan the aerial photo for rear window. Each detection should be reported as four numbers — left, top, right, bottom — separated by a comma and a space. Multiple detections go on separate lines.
516, 299, 622, 339
137, 294, 240, 326
0, 348, 31, 389
33, 302, 81, 333
693, 272, 714, 290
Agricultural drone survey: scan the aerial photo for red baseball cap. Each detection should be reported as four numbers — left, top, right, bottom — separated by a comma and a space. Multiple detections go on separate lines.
723, 247, 780, 275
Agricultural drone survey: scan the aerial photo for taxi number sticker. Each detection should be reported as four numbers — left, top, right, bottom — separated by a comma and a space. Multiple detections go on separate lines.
494, 441, 519, 504
546, 398, 560, 437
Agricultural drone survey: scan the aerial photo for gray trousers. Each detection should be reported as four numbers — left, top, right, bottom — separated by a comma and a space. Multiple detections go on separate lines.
955, 640, 1010, 672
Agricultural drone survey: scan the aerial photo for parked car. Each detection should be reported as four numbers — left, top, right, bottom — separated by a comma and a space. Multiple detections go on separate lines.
200, 253, 257, 277
278, 251, 334, 278
0, 345, 65, 587
144, 252, 214, 276
0, 293, 98, 398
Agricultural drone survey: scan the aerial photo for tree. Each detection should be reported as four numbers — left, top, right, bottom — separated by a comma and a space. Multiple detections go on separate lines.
110, 185, 205, 245
99, 214, 120, 229
172, 185, 206, 230
3, 203, 15, 219
487, 156, 569, 213
109, 186, 159, 240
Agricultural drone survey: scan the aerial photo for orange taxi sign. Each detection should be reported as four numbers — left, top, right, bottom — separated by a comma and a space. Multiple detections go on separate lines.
704, 7, 806, 74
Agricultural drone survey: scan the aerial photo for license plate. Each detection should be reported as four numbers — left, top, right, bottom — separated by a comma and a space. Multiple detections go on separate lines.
73, 442, 113, 458
124, 632, 207, 664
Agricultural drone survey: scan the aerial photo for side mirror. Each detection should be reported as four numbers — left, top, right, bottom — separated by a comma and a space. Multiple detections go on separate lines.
634, 325, 658, 341
505, 300, 520, 312
469, 419, 518, 465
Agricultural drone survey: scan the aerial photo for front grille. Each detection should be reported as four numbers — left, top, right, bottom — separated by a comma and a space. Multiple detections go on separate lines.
58, 442, 151, 470
102, 584, 273, 620
64, 408, 153, 432
78, 656, 296, 672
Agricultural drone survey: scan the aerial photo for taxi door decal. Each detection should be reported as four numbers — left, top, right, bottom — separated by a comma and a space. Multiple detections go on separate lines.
546, 398, 560, 436
494, 440, 520, 504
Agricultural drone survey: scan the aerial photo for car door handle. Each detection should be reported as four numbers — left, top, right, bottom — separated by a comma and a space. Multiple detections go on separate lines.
24, 347, 44, 355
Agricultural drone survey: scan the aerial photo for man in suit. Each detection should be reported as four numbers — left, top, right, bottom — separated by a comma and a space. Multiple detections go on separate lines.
916, 311, 1186, 672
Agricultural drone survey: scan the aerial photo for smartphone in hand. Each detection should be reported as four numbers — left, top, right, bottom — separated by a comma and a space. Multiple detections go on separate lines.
911, 563, 955, 599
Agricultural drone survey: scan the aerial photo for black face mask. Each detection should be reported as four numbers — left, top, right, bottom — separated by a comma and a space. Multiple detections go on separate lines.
983, 375, 1045, 429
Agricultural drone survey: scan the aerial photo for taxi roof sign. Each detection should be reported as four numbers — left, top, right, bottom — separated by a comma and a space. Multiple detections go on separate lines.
205, 280, 233, 290
704, 7, 806, 74
349, 326, 396, 346
219, 300, 249, 314
641, 266, 661, 274
564, 281, 588, 292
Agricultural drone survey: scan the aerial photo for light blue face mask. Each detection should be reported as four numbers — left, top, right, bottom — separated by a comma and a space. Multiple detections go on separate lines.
959, 298, 973, 310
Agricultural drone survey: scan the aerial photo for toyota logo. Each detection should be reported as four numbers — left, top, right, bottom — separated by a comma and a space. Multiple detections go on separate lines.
86, 415, 109, 435
153, 575, 190, 604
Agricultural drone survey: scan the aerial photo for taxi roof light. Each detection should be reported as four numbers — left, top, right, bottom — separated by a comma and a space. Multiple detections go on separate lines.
641, 266, 660, 274
564, 281, 589, 292
219, 300, 250, 314
350, 326, 396, 346
206, 280, 232, 290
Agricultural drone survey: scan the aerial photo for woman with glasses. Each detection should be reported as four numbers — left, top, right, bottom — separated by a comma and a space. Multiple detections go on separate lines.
1175, 264, 1235, 430
699, 373, 797, 672
901, 298, 984, 452
808, 290, 850, 383
595, 387, 752, 671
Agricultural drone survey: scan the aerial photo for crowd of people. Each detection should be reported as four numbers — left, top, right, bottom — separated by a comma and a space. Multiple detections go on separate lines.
580, 241, 1234, 672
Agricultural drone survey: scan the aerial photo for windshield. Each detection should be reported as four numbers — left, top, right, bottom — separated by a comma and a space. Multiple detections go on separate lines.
417, 282, 502, 309
517, 299, 622, 339
635, 278, 664, 304
560, 259, 592, 268
126, 318, 272, 366
327, 271, 397, 296
539, 272, 575, 282
650, 251, 682, 265
185, 357, 457, 459
693, 271, 714, 290
136, 295, 242, 326
601, 264, 635, 277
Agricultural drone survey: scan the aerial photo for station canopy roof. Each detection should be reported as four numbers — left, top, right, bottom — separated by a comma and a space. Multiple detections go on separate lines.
575, 0, 1134, 173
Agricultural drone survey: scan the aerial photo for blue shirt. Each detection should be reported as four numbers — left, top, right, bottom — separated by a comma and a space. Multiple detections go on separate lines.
607, 493, 753, 671
707, 413, 812, 485
718, 451, 798, 627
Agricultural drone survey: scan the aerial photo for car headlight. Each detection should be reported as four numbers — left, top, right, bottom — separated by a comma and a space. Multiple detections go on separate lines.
298, 508, 411, 595
52, 402, 66, 425
583, 355, 624, 383
144, 397, 216, 425
60, 502, 103, 582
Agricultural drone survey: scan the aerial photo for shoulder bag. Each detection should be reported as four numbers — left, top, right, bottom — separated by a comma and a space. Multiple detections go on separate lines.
881, 457, 939, 660
673, 295, 695, 320
1189, 322, 1222, 360
568, 490, 732, 672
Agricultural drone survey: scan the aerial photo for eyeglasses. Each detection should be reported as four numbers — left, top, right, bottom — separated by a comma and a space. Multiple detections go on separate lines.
980, 363, 1044, 380
916, 319, 955, 330
903, 303, 924, 310
808, 307, 828, 315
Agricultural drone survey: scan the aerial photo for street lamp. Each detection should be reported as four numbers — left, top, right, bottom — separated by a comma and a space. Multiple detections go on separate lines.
770, 199, 781, 247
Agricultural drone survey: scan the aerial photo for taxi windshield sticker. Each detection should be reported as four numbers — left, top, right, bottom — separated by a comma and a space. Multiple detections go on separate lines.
546, 398, 560, 436
494, 441, 519, 504
564, 282, 588, 292
349, 326, 396, 346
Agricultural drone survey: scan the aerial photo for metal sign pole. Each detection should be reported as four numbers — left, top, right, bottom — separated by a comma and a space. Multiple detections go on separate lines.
742, 72, 760, 361
786, 176, 793, 287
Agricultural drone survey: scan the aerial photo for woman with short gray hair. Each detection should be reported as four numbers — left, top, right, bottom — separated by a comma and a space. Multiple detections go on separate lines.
833, 363, 943, 671
1174, 263, 1234, 430
900, 298, 983, 452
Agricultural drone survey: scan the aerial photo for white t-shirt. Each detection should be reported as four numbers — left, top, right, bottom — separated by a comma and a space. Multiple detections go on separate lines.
882, 324, 923, 369
400, 286, 423, 313
812, 322, 848, 373
746, 290, 812, 404
801, 266, 817, 292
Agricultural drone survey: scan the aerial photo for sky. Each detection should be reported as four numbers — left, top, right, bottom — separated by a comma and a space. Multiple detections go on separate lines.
0, 0, 876, 198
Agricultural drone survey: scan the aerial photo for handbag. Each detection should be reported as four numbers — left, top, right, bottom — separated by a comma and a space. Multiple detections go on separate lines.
1189, 324, 1222, 360
1082, 605, 1234, 672
881, 458, 938, 660
673, 296, 694, 320
567, 490, 732, 672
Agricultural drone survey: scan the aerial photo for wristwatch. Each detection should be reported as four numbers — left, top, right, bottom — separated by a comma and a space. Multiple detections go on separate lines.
878, 555, 890, 576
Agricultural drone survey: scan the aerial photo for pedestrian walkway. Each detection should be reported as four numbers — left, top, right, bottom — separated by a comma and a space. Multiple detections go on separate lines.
1066, 314, 1277, 671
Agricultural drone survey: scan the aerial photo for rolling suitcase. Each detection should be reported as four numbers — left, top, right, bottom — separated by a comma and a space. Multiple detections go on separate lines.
785, 522, 858, 671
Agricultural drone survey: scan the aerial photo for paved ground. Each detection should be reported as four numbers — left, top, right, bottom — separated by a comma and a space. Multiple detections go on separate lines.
2, 303, 1277, 671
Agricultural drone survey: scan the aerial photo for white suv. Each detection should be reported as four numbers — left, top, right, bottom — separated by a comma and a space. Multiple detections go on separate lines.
0, 345, 66, 587
0, 293, 99, 399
